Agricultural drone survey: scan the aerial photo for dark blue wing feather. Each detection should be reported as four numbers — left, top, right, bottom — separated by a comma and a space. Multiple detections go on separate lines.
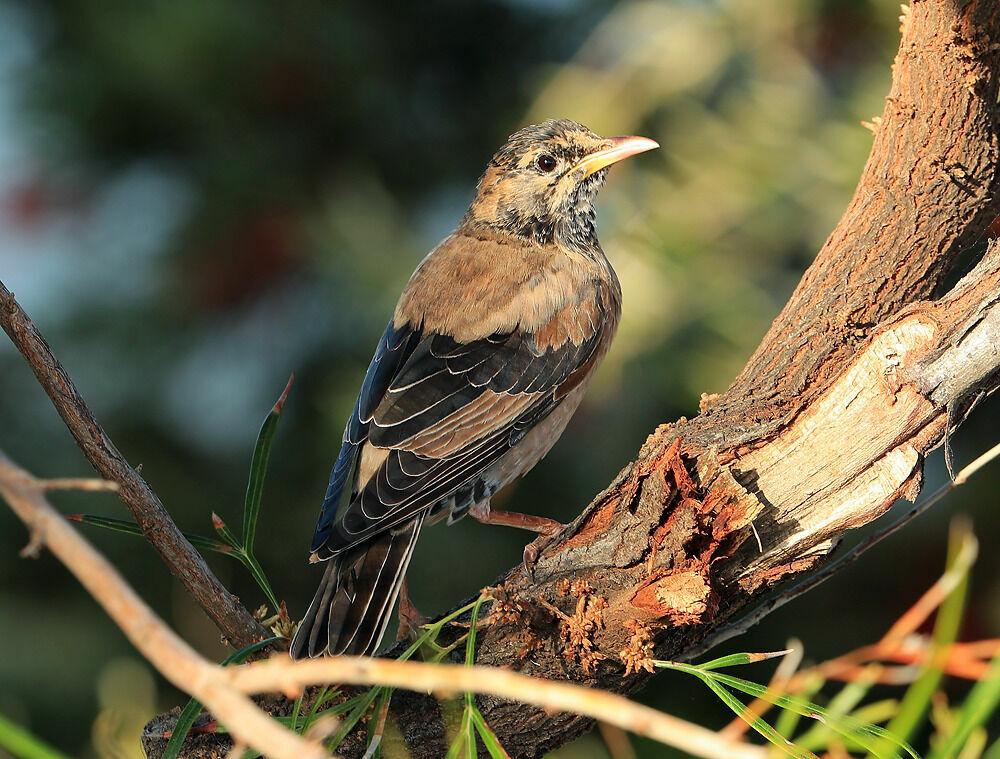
309, 321, 418, 553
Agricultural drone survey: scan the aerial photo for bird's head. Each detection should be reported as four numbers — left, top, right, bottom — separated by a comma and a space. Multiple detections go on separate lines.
460, 119, 658, 252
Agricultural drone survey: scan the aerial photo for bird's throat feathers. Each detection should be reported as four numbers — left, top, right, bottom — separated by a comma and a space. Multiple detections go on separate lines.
461, 166, 606, 255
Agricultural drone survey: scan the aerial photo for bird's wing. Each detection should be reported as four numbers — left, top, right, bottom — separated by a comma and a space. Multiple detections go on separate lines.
309, 320, 421, 553
309, 311, 606, 559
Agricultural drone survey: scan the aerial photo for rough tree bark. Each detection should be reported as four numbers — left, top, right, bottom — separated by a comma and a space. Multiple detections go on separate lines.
103, 1, 1000, 756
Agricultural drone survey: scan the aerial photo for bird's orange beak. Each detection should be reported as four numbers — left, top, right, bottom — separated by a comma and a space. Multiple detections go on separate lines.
574, 135, 659, 177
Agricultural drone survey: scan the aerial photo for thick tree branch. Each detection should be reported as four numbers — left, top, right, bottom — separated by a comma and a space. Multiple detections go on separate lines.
0, 281, 266, 648
691, 0, 1000, 448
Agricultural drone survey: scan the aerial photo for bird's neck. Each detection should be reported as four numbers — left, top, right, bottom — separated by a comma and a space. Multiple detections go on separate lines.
459, 206, 605, 264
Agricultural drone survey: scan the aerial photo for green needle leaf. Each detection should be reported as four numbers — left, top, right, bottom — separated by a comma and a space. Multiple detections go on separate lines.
243, 374, 293, 555
328, 688, 383, 751
67, 514, 233, 555
160, 697, 207, 759
873, 520, 975, 759
471, 709, 513, 759
655, 659, 919, 759
211, 512, 243, 550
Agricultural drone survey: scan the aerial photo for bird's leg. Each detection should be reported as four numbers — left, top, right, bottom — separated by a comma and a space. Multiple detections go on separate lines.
396, 578, 428, 641
468, 501, 566, 580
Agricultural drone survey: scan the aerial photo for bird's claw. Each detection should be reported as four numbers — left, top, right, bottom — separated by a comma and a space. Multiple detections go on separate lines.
523, 543, 539, 582
522, 527, 564, 582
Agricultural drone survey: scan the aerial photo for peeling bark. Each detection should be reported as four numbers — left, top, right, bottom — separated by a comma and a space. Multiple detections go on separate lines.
144, 1, 1000, 757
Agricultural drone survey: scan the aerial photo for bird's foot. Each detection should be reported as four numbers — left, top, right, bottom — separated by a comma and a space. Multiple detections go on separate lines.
396, 579, 429, 641
468, 502, 564, 534
468, 502, 566, 581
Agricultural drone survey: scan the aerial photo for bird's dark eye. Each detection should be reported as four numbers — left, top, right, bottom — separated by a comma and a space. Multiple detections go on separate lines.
536, 154, 557, 173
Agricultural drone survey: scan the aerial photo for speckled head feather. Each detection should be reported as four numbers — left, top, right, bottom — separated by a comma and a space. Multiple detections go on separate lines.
460, 119, 617, 252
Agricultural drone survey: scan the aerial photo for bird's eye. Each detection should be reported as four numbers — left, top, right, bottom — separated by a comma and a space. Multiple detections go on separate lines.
536, 154, 557, 173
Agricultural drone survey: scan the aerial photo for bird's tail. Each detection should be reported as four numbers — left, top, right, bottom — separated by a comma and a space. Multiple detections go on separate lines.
290, 514, 425, 658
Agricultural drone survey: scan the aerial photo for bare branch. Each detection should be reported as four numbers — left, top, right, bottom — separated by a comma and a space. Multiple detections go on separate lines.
0, 451, 325, 759
0, 281, 265, 648
223, 655, 766, 759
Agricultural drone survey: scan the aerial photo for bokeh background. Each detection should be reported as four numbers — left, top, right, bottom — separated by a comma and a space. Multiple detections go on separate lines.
2, 1, 999, 757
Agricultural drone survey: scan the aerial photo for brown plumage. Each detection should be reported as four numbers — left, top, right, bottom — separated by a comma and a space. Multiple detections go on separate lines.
290, 119, 657, 659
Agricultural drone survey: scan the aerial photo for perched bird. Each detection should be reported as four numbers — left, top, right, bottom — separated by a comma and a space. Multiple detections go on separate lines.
290, 119, 657, 659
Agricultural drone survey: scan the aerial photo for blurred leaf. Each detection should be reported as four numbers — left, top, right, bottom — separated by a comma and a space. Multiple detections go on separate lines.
796, 667, 880, 750
444, 707, 475, 759
928, 653, 1000, 759
771, 673, 826, 755
0, 711, 73, 759
327, 688, 383, 752
657, 659, 919, 759
872, 521, 976, 758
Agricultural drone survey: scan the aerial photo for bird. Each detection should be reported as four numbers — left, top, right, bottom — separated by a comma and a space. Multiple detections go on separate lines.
290, 119, 658, 659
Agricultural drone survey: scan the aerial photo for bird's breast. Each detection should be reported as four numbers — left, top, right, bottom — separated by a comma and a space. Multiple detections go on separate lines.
394, 232, 620, 346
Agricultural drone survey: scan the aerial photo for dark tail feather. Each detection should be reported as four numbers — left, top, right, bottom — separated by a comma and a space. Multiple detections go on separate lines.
290, 514, 424, 658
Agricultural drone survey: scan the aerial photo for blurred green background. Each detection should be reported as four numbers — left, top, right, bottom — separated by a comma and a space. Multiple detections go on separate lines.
2, 1, 1000, 757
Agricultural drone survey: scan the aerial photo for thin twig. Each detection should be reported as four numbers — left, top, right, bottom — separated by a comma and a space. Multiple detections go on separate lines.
35, 477, 120, 492
0, 451, 326, 759
0, 280, 264, 647
225, 656, 767, 759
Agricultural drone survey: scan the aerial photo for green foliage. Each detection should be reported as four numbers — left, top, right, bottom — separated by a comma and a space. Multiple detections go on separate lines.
655, 656, 920, 759
928, 652, 1000, 759
222, 593, 513, 758
66, 513, 231, 555
442, 594, 511, 759
200, 598, 486, 756
242, 375, 291, 558
869, 522, 976, 758
644, 519, 996, 759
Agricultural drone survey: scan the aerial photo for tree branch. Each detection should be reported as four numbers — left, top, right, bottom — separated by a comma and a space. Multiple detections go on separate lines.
694, 0, 1000, 447
0, 281, 265, 648
0, 452, 324, 759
